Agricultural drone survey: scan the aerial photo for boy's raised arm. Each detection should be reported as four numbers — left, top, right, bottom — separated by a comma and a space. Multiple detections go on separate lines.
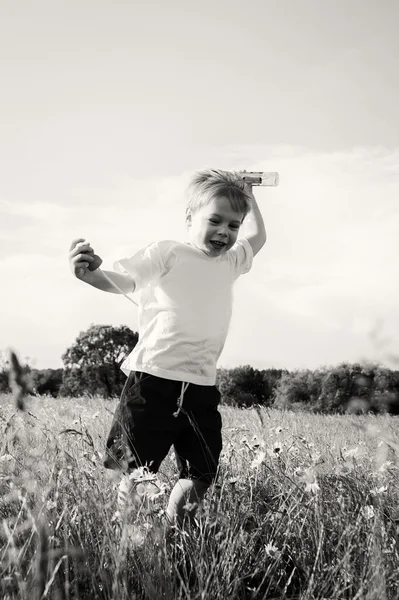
243, 186, 267, 257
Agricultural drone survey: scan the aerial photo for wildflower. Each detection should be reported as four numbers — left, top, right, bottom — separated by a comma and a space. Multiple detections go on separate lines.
361, 505, 375, 520
311, 451, 323, 464
344, 447, 361, 458
134, 479, 167, 500
267, 443, 282, 458
129, 466, 157, 483
305, 481, 320, 495
264, 542, 281, 559
274, 426, 283, 434
370, 485, 388, 496
135, 483, 147, 497
376, 461, 393, 473
297, 467, 320, 494
111, 510, 121, 523
228, 477, 238, 485
145, 481, 168, 500
251, 450, 266, 469
183, 502, 198, 513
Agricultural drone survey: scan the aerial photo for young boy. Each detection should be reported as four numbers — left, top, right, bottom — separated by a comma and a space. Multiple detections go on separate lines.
68, 169, 267, 527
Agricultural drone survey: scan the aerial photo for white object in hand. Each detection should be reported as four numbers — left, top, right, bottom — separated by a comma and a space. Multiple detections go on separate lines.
238, 171, 279, 186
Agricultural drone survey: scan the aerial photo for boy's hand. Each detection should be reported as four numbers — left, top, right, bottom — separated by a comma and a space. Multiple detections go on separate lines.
243, 181, 255, 201
69, 238, 103, 280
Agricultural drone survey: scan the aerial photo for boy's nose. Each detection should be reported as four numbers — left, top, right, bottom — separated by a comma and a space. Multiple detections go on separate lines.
216, 227, 228, 238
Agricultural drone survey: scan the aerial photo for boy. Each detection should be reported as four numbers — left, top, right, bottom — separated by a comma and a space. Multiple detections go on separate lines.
68, 169, 267, 527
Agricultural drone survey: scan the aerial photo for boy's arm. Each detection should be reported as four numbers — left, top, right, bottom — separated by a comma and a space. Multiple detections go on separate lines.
243, 185, 267, 257
82, 269, 135, 294
69, 238, 135, 294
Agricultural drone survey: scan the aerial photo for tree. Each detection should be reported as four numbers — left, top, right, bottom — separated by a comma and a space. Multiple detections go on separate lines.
30, 369, 63, 397
262, 369, 287, 404
60, 325, 138, 397
0, 350, 10, 393
272, 368, 326, 411
217, 365, 269, 407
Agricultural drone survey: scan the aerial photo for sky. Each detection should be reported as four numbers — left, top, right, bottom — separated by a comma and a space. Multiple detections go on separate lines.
1, 0, 399, 373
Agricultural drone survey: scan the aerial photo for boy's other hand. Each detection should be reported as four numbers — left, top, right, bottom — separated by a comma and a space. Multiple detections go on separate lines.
69, 238, 103, 280
243, 181, 255, 201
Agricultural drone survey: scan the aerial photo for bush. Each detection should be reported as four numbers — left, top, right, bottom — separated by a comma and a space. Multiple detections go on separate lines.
272, 369, 326, 411
30, 369, 63, 397
217, 366, 286, 408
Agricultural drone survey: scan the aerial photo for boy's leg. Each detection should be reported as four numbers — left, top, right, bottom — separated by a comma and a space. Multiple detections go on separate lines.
105, 371, 180, 514
171, 383, 223, 526
166, 478, 209, 525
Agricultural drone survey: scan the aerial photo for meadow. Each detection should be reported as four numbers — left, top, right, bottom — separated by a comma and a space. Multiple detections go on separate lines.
1, 393, 398, 600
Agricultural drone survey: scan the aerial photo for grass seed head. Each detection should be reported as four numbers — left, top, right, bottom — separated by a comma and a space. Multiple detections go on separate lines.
8, 349, 30, 411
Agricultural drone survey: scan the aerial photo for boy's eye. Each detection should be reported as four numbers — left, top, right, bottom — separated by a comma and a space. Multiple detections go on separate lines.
209, 219, 219, 224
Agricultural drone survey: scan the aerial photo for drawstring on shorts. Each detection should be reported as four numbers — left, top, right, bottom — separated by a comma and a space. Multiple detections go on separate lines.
173, 381, 190, 417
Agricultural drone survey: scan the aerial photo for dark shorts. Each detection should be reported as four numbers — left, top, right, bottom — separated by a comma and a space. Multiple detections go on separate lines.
104, 371, 222, 484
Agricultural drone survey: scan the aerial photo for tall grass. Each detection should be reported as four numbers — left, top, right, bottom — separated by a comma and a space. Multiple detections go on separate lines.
1, 394, 398, 599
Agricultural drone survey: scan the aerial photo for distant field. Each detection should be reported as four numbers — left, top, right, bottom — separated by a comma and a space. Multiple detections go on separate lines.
1, 393, 399, 599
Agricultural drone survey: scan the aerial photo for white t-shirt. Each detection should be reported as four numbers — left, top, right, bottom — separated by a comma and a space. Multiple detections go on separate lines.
114, 239, 253, 386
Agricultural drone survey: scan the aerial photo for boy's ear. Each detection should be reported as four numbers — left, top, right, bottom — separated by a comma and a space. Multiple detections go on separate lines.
185, 207, 192, 226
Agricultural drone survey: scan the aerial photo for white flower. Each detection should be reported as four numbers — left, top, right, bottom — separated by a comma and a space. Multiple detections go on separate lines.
251, 451, 266, 469
370, 485, 388, 496
305, 481, 320, 495
311, 451, 323, 464
129, 466, 157, 483
183, 502, 198, 513
145, 481, 168, 500
361, 505, 375, 520
376, 461, 393, 473
344, 447, 361, 458
275, 426, 283, 434
264, 542, 281, 558
267, 443, 283, 458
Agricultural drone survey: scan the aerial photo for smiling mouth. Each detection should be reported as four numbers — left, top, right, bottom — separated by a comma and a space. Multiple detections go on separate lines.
210, 240, 227, 250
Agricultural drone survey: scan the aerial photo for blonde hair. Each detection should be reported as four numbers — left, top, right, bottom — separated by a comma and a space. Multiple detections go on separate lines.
187, 169, 251, 218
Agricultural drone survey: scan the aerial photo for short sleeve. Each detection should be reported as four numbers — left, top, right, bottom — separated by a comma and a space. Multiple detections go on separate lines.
227, 239, 254, 280
113, 242, 167, 292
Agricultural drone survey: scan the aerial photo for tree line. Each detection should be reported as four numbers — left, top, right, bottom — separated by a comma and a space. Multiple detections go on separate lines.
1, 324, 399, 414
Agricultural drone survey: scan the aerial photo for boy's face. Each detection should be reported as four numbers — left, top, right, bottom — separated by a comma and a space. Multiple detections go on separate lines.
186, 195, 244, 257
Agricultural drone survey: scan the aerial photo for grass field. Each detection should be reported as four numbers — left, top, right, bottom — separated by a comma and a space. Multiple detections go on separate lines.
1, 393, 399, 599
